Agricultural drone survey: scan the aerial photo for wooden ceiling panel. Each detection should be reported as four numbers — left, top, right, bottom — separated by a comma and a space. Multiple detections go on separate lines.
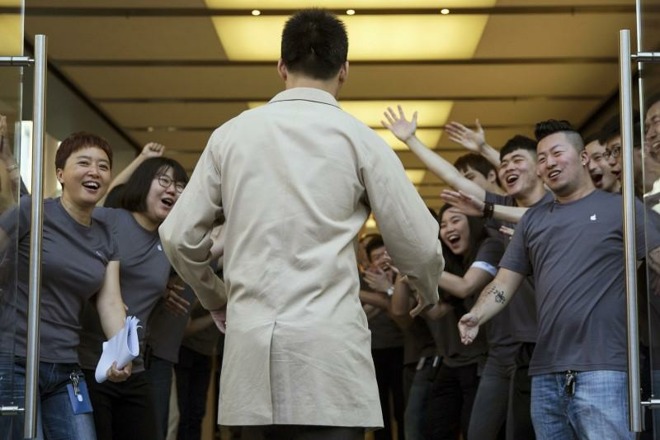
129, 130, 214, 151
446, 99, 603, 128
62, 63, 618, 103
27, 0, 208, 7
475, 13, 636, 58
26, 16, 226, 60
102, 102, 249, 127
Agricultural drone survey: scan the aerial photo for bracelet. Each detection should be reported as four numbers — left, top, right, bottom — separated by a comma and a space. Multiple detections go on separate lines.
386, 285, 395, 297
482, 201, 494, 219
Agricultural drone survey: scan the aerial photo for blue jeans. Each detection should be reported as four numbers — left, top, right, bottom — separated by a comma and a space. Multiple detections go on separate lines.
404, 357, 438, 440
0, 359, 97, 440
531, 370, 634, 440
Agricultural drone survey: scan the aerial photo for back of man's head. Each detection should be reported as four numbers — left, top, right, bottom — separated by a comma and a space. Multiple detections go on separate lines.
535, 119, 584, 151
281, 9, 348, 80
454, 153, 496, 178
499, 135, 537, 161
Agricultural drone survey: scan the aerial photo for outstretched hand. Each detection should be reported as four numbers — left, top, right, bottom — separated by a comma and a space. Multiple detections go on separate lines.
381, 105, 418, 143
444, 119, 486, 153
458, 313, 480, 345
441, 189, 485, 218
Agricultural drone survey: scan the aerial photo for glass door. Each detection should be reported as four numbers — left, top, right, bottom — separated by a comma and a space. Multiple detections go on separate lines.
0, 0, 26, 430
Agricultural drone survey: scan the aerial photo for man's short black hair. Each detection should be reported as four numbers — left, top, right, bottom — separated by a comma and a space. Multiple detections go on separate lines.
597, 114, 621, 145
646, 92, 660, 114
499, 135, 537, 161
365, 234, 384, 262
281, 9, 348, 80
454, 153, 498, 181
534, 119, 584, 151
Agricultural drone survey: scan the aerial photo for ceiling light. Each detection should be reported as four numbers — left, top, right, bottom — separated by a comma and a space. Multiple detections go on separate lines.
0, 13, 23, 56
251, 9, 261, 16
212, 15, 488, 61
207, 0, 495, 8
405, 170, 426, 185
346, 9, 356, 16
147, 126, 154, 132
440, 8, 450, 15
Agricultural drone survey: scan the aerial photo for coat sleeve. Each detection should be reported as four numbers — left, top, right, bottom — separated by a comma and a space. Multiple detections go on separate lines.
358, 129, 444, 306
159, 128, 227, 311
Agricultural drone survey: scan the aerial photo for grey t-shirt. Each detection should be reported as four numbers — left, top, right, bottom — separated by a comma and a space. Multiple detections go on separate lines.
485, 191, 554, 343
434, 237, 501, 369
500, 190, 660, 375
78, 208, 171, 372
2, 197, 118, 363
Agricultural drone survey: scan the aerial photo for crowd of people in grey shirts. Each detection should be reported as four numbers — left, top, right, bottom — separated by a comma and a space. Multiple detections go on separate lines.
1, 7, 660, 440
359, 93, 660, 440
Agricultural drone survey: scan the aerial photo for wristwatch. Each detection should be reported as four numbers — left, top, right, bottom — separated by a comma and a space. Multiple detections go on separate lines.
386, 285, 395, 297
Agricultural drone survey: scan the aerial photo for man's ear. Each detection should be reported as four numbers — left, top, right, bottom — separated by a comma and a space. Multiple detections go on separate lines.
338, 61, 349, 84
487, 169, 498, 184
56, 168, 64, 185
277, 59, 288, 81
580, 149, 590, 166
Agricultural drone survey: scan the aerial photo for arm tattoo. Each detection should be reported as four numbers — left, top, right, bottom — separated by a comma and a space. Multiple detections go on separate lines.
486, 284, 506, 304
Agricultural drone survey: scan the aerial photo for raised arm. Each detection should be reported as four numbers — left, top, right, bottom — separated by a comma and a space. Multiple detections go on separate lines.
444, 119, 500, 168
381, 106, 486, 202
441, 189, 529, 224
458, 268, 524, 345
107, 142, 165, 194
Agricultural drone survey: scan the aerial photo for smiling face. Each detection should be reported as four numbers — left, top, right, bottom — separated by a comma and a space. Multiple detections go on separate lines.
497, 149, 538, 199
537, 132, 590, 198
56, 146, 112, 209
585, 139, 620, 193
604, 134, 622, 181
440, 207, 471, 256
368, 245, 391, 272
646, 100, 660, 159
142, 166, 182, 226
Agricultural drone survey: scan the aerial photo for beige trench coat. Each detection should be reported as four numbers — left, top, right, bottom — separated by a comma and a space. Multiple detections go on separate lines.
160, 87, 443, 428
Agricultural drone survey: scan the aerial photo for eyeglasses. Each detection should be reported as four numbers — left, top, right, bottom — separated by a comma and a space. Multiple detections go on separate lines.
156, 174, 186, 194
603, 146, 621, 160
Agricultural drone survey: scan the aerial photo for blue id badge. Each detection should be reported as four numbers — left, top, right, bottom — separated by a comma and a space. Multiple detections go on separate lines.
66, 372, 93, 414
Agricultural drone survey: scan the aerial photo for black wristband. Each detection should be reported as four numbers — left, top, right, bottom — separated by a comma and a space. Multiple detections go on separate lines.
482, 201, 494, 219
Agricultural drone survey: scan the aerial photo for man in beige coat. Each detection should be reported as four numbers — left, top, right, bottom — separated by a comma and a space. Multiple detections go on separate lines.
159, 9, 444, 440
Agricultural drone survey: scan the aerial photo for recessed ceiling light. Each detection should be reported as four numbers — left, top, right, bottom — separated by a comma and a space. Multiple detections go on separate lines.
346, 9, 356, 15
440, 8, 450, 14
251, 9, 261, 16
147, 126, 154, 132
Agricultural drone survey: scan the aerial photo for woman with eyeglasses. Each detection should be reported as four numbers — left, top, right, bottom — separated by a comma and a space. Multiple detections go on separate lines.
77, 143, 188, 440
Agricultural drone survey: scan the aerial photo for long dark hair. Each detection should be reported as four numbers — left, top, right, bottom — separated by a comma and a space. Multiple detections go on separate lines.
437, 203, 488, 276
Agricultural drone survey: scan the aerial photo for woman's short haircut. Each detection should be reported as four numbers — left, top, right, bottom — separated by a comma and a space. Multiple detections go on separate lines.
120, 157, 188, 213
55, 132, 112, 170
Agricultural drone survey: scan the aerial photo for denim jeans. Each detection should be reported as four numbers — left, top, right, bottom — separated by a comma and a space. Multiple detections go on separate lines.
404, 357, 438, 440
467, 356, 515, 440
531, 370, 635, 440
0, 359, 97, 440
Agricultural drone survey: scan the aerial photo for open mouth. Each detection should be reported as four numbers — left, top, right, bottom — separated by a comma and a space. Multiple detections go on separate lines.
548, 170, 561, 179
161, 197, 174, 207
590, 172, 603, 187
505, 174, 519, 185
447, 233, 460, 244
82, 181, 101, 190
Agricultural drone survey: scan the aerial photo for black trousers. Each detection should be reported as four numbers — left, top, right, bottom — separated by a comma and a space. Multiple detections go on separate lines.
84, 369, 159, 440
240, 425, 364, 440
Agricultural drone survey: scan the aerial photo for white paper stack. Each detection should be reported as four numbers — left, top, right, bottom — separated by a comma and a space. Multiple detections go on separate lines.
95, 316, 140, 383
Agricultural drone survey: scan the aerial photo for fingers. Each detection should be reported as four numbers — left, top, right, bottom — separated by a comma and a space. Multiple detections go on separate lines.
106, 361, 131, 383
